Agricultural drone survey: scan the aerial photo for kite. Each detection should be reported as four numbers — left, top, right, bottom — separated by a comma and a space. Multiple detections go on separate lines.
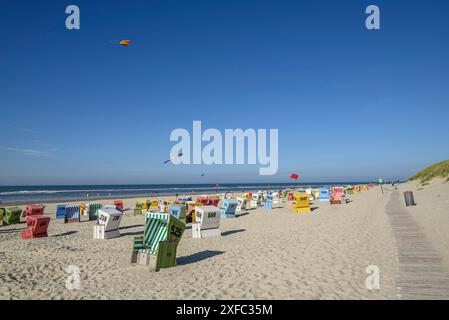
201, 173, 205, 177
290, 173, 299, 180
119, 40, 132, 46
163, 152, 183, 164
109, 40, 132, 46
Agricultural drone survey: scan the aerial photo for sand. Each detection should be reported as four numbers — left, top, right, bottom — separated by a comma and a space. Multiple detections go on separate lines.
0, 186, 413, 300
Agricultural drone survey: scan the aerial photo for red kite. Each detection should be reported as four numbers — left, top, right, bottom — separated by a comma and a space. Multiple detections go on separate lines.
290, 173, 299, 180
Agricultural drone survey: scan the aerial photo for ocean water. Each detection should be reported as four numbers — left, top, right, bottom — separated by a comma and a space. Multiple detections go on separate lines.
0, 182, 369, 205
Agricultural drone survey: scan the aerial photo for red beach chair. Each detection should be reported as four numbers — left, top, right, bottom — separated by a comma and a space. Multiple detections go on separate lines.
114, 200, 124, 211
207, 197, 219, 207
330, 187, 344, 205
22, 215, 50, 239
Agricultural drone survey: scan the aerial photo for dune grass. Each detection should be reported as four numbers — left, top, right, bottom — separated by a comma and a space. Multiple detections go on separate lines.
409, 160, 449, 184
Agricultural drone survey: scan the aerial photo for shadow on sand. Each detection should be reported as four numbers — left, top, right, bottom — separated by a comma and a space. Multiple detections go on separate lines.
177, 250, 225, 266
221, 229, 246, 237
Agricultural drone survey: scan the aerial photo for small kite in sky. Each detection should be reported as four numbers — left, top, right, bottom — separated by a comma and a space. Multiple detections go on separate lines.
163, 152, 183, 164
201, 173, 205, 177
290, 173, 299, 180
109, 40, 132, 46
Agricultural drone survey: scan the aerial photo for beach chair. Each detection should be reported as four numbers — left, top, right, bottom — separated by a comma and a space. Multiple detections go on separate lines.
250, 194, 260, 208
318, 188, 330, 202
134, 201, 143, 216
149, 198, 159, 211
236, 197, 247, 213
0, 208, 4, 225
131, 213, 185, 271
185, 201, 199, 223
56, 204, 67, 219
293, 193, 311, 213
64, 205, 80, 223
141, 199, 149, 211
93, 208, 123, 239
22, 215, 50, 239
272, 192, 280, 206
219, 199, 238, 219
192, 205, 221, 238
3, 207, 22, 225
330, 187, 344, 205
113, 200, 123, 211
168, 204, 186, 224
87, 203, 102, 221
24, 204, 45, 218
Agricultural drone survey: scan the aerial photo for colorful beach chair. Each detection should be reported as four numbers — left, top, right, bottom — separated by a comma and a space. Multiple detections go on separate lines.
64, 205, 80, 223
93, 208, 123, 239
22, 215, 50, 239
3, 207, 22, 225
56, 204, 67, 219
293, 193, 311, 213
236, 197, 247, 213
87, 203, 102, 221
192, 205, 221, 238
113, 200, 123, 211
219, 199, 238, 219
134, 201, 143, 216
131, 213, 185, 271
331, 187, 344, 205
318, 188, 330, 202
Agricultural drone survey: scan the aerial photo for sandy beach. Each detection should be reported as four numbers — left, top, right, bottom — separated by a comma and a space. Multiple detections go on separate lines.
1, 186, 403, 300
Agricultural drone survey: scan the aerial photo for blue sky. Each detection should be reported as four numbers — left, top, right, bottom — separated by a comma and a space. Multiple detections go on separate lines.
0, 0, 448, 185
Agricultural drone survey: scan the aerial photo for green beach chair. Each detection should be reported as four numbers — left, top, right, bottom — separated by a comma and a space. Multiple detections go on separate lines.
133, 202, 143, 216
131, 213, 185, 271
88, 203, 102, 221
3, 207, 22, 225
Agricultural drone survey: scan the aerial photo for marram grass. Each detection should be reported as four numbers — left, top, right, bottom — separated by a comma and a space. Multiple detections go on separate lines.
409, 160, 449, 184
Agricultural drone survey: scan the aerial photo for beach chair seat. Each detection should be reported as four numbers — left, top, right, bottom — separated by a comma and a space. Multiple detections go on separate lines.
192, 205, 221, 238
93, 208, 123, 239
293, 193, 311, 213
22, 215, 50, 239
64, 205, 80, 223
3, 207, 22, 225
132, 213, 185, 270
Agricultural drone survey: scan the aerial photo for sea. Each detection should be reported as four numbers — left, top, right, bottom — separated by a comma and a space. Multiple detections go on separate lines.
0, 182, 371, 205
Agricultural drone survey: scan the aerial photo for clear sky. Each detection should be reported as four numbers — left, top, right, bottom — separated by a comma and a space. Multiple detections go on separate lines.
0, 0, 448, 185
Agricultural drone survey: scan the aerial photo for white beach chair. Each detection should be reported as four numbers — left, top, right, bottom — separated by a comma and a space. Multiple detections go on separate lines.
93, 208, 123, 239
236, 197, 247, 213
192, 206, 221, 238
